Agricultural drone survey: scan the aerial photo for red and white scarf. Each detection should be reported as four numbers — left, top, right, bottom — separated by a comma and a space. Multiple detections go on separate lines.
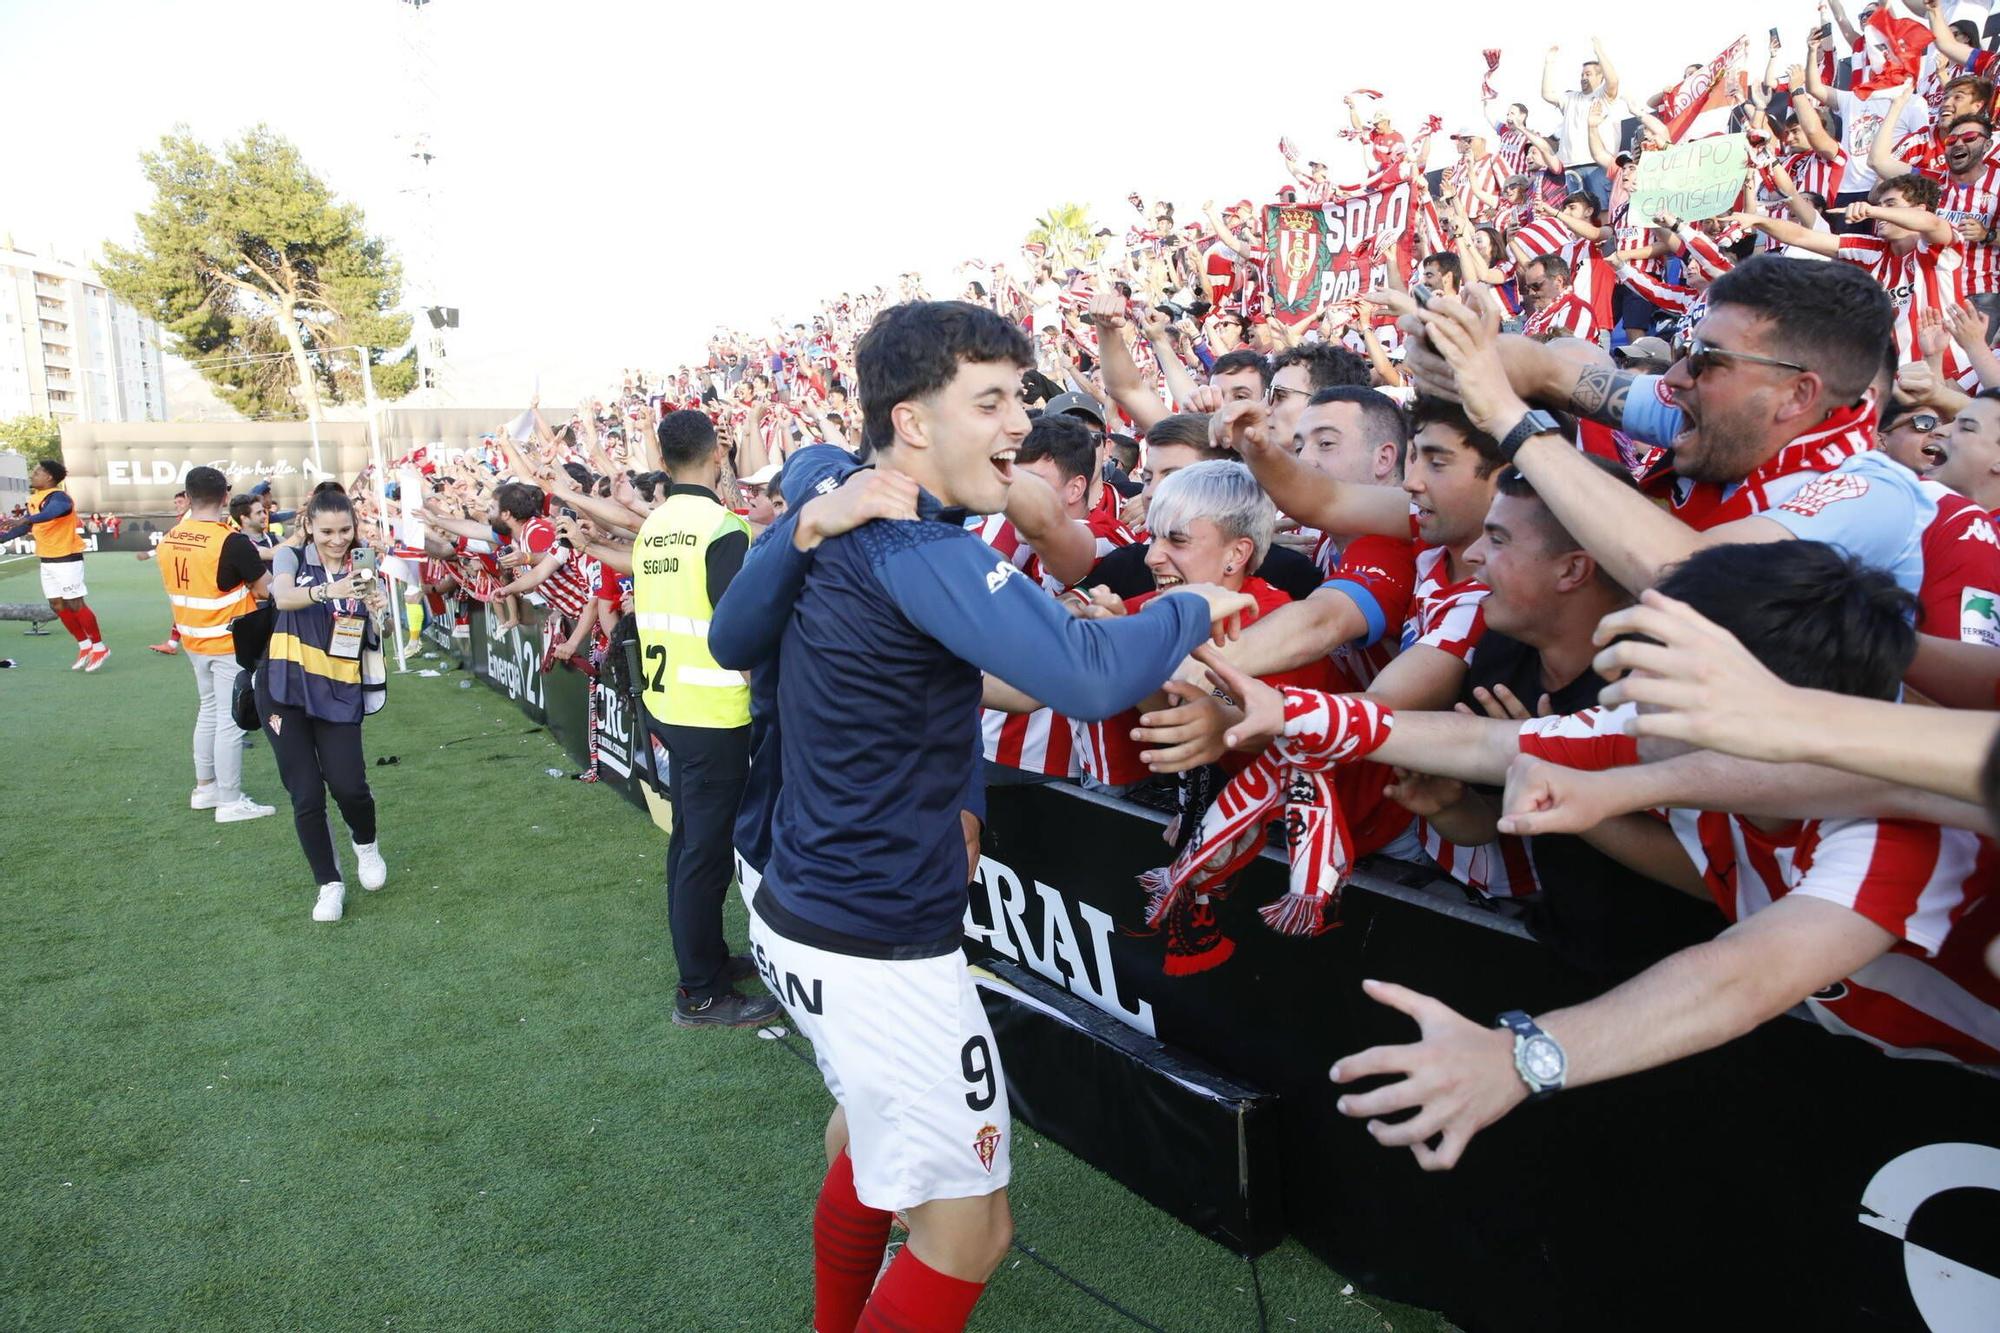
1481, 49, 1502, 104
1636, 390, 1880, 529
1139, 690, 1393, 940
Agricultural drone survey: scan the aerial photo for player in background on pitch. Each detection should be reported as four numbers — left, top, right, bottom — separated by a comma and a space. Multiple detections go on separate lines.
741, 300, 1252, 1332
0, 459, 109, 671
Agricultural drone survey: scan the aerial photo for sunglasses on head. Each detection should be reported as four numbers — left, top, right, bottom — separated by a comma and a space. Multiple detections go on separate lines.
1682, 338, 1809, 379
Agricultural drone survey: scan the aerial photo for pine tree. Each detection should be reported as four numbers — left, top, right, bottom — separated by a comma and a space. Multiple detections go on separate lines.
102, 126, 417, 420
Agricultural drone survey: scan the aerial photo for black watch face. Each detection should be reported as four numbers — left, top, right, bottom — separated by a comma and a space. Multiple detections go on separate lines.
1522, 1035, 1566, 1086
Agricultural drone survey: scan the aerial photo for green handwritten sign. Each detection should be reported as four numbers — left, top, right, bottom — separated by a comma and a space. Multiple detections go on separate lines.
1629, 133, 1750, 224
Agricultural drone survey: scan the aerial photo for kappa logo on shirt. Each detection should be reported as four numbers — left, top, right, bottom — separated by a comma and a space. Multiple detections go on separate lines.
1961, 517, 2000, 551
1776, 473, 1870, 518
984, 560, 1017, 594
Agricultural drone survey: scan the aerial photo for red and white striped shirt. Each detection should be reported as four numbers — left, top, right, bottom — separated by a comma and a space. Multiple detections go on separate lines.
1445, 152, 1507, 222
537, 548, 612, 621
1419, 819, 1541, 900
1778, 147, 1848, 203
1400, 533, 1487, 662
1510, 217, 1589, 269
1320, 533, 1419, 690
1522, 289, 1601, 341
970, 513, 1077, 778
1493, 124, 1533, 179
1518, 703, 2000, 1065
1938, 159, 2000, 296
1836, 235, 1971, 380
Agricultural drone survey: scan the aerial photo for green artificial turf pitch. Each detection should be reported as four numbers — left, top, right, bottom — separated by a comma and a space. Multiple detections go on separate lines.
0, 554, 1453, 1332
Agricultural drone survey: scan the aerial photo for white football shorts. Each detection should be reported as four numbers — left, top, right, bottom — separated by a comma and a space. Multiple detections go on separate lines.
749, 913, 1011, 1213
40, 561, 87, 599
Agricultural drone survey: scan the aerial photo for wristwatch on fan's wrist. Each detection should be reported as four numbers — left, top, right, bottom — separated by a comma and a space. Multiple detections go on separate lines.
1496, 1010, 1566, 1101
1498, 409, 1562, 463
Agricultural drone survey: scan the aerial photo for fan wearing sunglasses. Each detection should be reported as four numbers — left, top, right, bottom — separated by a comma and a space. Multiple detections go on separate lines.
1877, 400, 1952, 477
1396, 258, 1956, 640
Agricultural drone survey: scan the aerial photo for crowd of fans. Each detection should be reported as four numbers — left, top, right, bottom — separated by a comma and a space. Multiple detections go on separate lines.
277, 0, 2000, 1170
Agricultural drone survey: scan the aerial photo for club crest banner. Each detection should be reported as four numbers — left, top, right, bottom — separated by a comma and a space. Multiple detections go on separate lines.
1263, 185, 1413, 327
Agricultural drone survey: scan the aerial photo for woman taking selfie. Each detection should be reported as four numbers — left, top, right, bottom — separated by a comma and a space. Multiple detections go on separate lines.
263, 486, 389, 922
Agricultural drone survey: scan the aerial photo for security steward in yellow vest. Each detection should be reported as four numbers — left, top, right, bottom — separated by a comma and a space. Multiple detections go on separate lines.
634, 410, 780, 1028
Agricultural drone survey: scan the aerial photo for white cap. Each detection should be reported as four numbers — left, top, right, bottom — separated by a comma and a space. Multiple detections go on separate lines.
743, 462, 782, 487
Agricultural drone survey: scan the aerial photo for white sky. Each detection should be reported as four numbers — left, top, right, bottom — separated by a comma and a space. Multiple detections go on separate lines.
3, 0, 1813, 409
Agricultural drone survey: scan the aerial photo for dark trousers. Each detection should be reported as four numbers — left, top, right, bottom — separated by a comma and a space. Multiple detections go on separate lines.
258, 675, 376, 884
649, 717, 750, 1001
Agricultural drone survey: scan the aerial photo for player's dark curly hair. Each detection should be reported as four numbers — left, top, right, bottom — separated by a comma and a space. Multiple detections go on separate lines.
1653, 542, 1916, 700
856, 301, 1033, 459
1706, 255, 1893, 406
37, 457, 67, 484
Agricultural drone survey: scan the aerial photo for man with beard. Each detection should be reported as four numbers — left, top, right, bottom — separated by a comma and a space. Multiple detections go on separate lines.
1399, 256, 1986, 702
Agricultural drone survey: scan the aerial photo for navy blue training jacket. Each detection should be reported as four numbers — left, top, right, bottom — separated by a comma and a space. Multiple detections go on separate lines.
741, 490, 1210, 957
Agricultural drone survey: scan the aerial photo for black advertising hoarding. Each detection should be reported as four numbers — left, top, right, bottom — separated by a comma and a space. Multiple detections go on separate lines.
463, 613, 2000, 1331
969, 782, 2000, 1333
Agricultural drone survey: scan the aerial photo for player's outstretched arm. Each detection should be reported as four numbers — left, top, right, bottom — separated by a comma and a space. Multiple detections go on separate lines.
881, 530, 1244, 720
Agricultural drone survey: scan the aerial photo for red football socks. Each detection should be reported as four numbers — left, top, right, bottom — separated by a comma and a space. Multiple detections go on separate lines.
856, 1247, 985, 1332
813, 1151, 892, 1333
74, 605, 102, 644
55, 606, 87, 645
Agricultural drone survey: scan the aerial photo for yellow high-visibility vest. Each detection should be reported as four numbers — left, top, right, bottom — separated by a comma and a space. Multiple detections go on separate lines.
633, 491, 749, 729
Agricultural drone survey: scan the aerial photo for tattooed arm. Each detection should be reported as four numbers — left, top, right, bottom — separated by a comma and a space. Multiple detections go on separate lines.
1403, 318, 1788, 591
1402, 327, 1641, 430
1565, 362, 1642, 428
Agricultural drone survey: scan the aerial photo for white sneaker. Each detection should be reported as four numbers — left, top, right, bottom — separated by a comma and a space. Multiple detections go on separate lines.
190, 786, 220, 811
353, 840, 386, 891
215, 796, 276, 824
312, 881, 346, 922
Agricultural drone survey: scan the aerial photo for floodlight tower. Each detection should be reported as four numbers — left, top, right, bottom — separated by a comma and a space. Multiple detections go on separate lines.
397, 0, 454, 403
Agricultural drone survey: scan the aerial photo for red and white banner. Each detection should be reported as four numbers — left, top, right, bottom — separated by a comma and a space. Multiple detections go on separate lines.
1662, 37, 1750, 143
1262, 183, 1414, 329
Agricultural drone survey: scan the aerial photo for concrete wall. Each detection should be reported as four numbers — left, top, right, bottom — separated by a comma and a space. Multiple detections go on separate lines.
57, 407, 567, 513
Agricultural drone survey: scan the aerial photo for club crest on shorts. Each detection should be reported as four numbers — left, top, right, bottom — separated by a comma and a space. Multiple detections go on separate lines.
972, 1122, 1002, 1173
